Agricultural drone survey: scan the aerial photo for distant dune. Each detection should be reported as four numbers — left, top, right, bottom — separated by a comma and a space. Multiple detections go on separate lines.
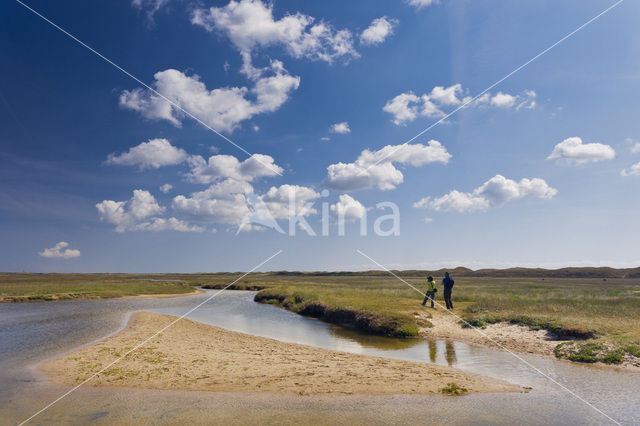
269, 267, 640, 279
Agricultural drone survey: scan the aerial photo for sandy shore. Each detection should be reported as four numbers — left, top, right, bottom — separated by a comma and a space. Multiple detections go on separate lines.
40, 312, 522, 396
414, 310, 570, 358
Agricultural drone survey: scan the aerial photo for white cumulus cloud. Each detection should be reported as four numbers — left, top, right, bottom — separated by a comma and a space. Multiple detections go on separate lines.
186, 153, 283, 184
330, 122, 351, 134
39, 241, 81, 259
414, 175, 557, 213
160, 184, 173, 193
172, 180, 320, 232
172, 179, 254, 226
330, 194, 366, 221
414, 190, 489, 213
259, 184, 321, 219
325, 140, 451, 191
490, 92, 517, 108
547, 137, 615, 165
106, 138, 188, 169
191, 0, 357, 63
96, 189, 202, 232
360, 16, 398, 46
120, 66, 299, 133
383, 85, 535, 125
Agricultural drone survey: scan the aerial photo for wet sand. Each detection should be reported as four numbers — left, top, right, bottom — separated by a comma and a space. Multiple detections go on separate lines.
40, 312, 522, 395
415, 310, 570, 357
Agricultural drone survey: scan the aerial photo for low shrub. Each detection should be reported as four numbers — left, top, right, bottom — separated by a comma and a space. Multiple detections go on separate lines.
624, 345, 640, 358
602, 349, 625, 365
441, 382, 468, 395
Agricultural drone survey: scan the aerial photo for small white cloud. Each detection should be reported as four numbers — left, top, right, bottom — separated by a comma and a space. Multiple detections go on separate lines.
330, 122, 351, 134
106, 138, 188, 170
414, 191, 489, 213
382, 92, 425, 125
320, 136, 331, 141
360, 16, 398, 46
296, 147, 303, 152
209, 146, 220, 154
325, 140, 451, 191
131, 0, 170, 20
330, 194, 366, 221
406, 0, 439, 9
516, 90, 537, 110
490, 92, 517, 108
39, 241, 81, 259
628, 139, 640, 154
132, 217, 204, 232
421, 217, 433, 223
159, 184, 173, 193
621, 162, 640, 177
547, 137, 615, 165
414, 175, 557, 213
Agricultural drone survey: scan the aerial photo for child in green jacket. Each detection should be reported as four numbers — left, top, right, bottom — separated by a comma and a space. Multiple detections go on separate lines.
422, 276, 437, 308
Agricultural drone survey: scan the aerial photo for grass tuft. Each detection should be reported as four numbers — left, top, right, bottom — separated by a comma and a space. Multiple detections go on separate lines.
441, 382, 468, 395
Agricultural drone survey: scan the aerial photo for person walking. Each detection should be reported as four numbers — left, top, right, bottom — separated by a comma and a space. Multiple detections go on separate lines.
442, 272, 455, 309
422, 276, 437, 308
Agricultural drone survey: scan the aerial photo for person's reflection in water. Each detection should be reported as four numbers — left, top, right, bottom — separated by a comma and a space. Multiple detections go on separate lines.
428, 341, 437, 363
445, 340, 457, 366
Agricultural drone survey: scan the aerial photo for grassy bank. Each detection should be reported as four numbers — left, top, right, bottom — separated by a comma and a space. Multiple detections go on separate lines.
254, 288, 425, 337
0, 273, 200, 302
453, 277, 639, 343
196, 273, 640, 365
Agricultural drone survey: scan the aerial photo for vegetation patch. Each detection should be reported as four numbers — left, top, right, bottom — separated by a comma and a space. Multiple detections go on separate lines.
624, 345, 640, 358
0, 274, 199, 302
200, 282, 266, 291
441, 382, 468, 396
554, 341, 633, 365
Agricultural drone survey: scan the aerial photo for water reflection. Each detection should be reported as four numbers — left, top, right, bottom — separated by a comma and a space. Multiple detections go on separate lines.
327, 323, 422, 350
428, 341, 437, 363
445, 340, 457, 366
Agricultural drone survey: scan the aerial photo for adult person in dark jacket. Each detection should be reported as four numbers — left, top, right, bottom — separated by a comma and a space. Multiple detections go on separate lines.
442, 272, 455, 309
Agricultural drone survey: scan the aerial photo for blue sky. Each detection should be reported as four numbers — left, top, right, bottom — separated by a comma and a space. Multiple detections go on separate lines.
1, 0, 639, 272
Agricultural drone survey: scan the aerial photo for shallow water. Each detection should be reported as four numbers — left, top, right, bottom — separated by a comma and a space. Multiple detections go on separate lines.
0, 290, 638, 425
